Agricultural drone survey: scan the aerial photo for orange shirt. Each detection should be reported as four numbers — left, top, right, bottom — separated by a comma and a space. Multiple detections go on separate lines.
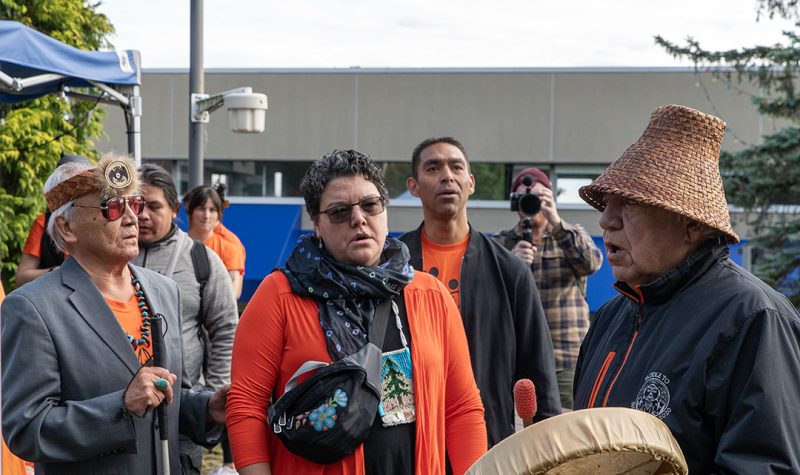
205, 230, 245, 275
420, 229, 469, 308
227, 271, 486, 474
105, 294, 150, 365
22, 214, 46, 258
215, 223, 245, 250
22, 214, 68, 261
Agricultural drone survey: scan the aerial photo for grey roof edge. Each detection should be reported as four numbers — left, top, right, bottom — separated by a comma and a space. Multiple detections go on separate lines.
141, 66, 742, 75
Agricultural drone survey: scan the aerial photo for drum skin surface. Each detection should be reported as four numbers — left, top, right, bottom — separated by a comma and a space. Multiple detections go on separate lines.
466, 407, 688, 475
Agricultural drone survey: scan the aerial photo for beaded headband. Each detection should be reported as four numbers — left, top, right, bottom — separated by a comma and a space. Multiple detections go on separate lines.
45, 155, 139, 212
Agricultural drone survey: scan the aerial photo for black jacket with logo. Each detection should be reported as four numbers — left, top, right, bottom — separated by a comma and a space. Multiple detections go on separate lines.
401, 224, 561, 446
574, 243, 800, 473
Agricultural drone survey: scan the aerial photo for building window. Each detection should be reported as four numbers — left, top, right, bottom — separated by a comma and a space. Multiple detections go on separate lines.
143, 159, 599, 205
146, 159, 313, 197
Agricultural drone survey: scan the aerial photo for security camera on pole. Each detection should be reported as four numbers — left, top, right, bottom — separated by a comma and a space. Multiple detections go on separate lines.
189, 0, 268, 189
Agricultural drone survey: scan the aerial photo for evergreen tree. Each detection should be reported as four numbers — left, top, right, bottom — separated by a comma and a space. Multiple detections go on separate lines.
0, 1, 113, 289
656, 0, 800, 306
383, 358, 409, 400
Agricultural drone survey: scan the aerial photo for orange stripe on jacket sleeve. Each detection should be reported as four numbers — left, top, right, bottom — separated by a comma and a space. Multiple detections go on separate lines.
588, 351, 616, 408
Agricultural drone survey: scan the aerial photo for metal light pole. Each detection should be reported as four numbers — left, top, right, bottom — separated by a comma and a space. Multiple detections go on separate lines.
189, 0, 204, 189
188, 0, 267, 191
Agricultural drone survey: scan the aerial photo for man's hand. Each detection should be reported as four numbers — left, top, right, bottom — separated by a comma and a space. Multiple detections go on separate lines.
208, 384, 230, 425
124, 367, 177, 416
537, 187, 561, 228
512, 239, 537, 265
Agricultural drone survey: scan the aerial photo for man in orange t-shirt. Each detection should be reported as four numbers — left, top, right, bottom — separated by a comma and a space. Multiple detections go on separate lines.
400, 136, 561, 448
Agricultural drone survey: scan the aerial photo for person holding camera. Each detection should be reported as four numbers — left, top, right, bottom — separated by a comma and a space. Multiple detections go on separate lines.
494, 167, 603, 410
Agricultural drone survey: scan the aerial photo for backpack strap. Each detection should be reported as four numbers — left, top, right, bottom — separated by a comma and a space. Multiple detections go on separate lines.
282, 297, 395, 393
369, 297, 395, 351
190, 240, 211, 292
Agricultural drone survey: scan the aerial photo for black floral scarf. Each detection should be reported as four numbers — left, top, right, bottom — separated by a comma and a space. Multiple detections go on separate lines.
281, 234, 414, 360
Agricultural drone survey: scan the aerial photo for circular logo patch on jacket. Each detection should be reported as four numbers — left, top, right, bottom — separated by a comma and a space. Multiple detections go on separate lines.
631, 371, 672, 420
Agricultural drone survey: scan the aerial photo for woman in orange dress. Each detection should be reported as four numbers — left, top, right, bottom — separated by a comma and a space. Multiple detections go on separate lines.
226, 150, 487, 475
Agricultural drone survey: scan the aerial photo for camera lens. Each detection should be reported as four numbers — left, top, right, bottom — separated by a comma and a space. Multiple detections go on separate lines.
519, 193, 541, 216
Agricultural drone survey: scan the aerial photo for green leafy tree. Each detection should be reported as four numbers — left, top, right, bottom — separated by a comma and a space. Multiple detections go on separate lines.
656, 0, 800, 306
470, 163, 505, 200
0, 1, 113, 290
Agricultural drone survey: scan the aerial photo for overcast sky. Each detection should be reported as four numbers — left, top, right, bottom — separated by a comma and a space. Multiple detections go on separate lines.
96, 0, 796, 69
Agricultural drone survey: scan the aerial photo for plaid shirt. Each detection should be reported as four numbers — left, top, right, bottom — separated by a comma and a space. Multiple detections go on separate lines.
493, 221, 603, 371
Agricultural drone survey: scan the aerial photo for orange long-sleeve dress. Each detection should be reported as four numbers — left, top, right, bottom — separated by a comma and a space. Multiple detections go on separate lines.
227, 270, 487, 474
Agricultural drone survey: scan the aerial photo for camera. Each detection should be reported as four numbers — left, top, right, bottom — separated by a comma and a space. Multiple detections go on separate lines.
510, 174, 542, 217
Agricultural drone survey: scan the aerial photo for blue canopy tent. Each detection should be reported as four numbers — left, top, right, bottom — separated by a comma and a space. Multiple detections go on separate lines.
0, 20, 142, 163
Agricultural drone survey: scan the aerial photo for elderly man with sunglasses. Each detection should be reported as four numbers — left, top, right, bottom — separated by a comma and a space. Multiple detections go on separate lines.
1, 154, 227, 475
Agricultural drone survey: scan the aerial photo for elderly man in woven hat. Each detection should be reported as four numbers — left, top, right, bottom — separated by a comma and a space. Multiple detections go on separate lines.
1, 153, 227, 474
573, 104, 800, 472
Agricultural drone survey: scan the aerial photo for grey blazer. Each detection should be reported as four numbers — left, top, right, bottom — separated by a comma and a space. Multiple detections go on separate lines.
1, 258, 219, 474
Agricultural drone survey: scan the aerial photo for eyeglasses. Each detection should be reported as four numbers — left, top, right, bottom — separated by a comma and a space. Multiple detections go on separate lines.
72, 194, 145, 220
320, 196, 385, 224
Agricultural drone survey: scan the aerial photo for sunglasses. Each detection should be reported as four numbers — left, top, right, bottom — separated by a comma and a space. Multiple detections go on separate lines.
73, 194, 145, 220
320, 196, 385, 224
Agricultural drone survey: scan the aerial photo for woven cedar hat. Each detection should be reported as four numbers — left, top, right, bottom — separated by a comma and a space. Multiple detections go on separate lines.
579, 104, 739, 243
45, 154, 139, 212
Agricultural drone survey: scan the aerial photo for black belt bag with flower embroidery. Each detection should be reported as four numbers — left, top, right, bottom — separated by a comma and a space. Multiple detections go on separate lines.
267, 298, 393, 464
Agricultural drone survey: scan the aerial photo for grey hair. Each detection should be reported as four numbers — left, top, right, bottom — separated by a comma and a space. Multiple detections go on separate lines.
679, 215, 729, 246
300, 149, 389, 219
44, 161, 94, 252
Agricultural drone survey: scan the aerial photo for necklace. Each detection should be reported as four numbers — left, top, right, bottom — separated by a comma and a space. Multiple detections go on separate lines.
129, 275, 153, 360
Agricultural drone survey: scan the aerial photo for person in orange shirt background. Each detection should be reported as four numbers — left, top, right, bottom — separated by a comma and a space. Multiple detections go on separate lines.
184, 184, 246, 300
15, 153, 90, 286
211, 183, 246, 255
184, 183, 245, 475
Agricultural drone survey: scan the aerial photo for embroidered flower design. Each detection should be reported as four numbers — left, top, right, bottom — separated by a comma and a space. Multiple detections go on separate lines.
308, 403, 337, 432
333, 388, 349, 407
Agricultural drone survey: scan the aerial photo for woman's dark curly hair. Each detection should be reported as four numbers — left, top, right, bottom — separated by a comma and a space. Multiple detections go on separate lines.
300, 149, 389, 219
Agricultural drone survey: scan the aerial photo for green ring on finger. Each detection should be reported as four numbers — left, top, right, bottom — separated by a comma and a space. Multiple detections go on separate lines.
154, 378, 168, 391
